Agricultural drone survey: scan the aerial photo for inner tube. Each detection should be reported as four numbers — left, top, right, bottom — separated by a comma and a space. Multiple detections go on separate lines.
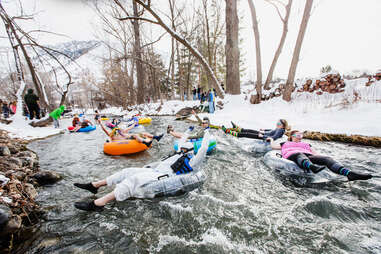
105, 122, 116, 129
141, 154, 206, 198
138, 117, 152, 124
101, 117, 109, 121
142, 170, 207, 198
103, 139, 150, 155
173, 138, 216, 154
247, 140, 272, 153
263, 150, 343, 184
68, 125, 96, 133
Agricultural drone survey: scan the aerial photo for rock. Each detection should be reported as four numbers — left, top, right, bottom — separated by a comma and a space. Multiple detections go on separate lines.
7, 144, 20, 154
3, 215, 22, 234
16, 151, 37, 160
33, 171, 62, 186
24, 183, 38, 199
0, 205, 11, 232
0, 146, 10, 156
19, 157, 35, 168
6, 157, 23, 168
14, 171, 26, 181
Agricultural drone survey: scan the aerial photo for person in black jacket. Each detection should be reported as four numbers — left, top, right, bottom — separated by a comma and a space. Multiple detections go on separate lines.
24, 88, 40, 120
221, 119, 289, 141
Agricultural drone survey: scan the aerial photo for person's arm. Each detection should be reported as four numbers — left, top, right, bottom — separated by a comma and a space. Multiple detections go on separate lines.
267, 138, 282, 150
265, 129, 284, 140
98, 119, 110, 136
187, 129, 204, 140
189, 130, 211, 168
192, 110, 202, 125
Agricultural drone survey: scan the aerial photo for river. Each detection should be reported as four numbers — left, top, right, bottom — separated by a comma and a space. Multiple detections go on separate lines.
25, 117, 381, 253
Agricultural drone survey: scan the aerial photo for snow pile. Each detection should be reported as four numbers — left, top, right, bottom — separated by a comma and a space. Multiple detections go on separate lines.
0, 119, 63, 140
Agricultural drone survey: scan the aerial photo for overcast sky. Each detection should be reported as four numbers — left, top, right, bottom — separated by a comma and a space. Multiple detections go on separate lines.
1, 0, 381, 80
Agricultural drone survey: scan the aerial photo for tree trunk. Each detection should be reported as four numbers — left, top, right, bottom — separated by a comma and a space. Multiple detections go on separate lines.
225, 0, 240, 95
132, 0, 145, 104
264, 0, 292, 90
132, 0, 225, 98
247, 0, 262, 98
283, 0, 313, 102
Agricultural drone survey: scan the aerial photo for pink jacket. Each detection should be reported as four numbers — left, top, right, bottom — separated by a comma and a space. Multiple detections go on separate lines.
281, 141, 313, 159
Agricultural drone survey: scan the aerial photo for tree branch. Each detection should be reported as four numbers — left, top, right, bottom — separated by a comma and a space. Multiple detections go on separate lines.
118, 16, 159, 24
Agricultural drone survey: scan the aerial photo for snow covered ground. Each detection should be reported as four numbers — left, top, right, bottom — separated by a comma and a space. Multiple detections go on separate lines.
1, 78, 380, 140
0, 118, 63, 140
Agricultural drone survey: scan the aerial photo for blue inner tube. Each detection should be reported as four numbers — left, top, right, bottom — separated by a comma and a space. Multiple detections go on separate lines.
173, 138, 216, 154
77, 125, 96, 132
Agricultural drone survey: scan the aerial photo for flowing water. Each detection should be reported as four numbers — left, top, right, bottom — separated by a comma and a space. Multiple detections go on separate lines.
25, 117, 381, 253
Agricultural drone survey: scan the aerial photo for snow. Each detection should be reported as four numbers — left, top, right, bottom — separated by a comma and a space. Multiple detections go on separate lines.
1, 78, 379, 140
0, 119, 63, 140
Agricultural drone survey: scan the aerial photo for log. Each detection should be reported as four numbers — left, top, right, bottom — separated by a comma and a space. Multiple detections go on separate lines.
29, 117, 52, 127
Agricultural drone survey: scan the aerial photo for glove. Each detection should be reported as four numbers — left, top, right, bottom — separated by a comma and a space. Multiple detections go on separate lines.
188, 126, 194, 131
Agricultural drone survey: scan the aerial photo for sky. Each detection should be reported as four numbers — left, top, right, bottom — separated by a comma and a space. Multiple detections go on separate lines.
1, 0, 381, 80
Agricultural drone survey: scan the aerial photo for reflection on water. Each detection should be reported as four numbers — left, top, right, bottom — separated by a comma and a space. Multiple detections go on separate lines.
26, 117, 381, 253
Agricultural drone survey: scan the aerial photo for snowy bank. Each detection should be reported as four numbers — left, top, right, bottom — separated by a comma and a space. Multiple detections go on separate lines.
0, 119, 63, 141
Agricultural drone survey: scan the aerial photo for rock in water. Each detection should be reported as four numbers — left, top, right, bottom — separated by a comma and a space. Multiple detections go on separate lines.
0, 205, 11, 232
33, 171, 62, 186
0, 146, 10, 156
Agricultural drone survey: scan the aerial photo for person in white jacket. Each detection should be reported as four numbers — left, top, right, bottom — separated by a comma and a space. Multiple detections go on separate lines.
73, 130, 212, 212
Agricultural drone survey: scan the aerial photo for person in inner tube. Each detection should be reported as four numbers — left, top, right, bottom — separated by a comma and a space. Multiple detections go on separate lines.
221, 119, 290, 141
97, 118, 163, 147
168, 111, 210, 141
71, 114, 82, 132
268, 130, 373, 181
72, 130, 211, 212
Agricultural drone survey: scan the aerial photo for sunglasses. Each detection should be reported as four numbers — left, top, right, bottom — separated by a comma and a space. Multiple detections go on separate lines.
202, 121, 209, 124
292, 133, 303, 138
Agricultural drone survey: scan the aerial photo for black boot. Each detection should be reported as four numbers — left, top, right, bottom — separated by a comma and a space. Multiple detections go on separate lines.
231, 121, 237, 128
309, 164, 326, 174
153, 134, 164, 142
143, 140, 153, 147
74, 201, 104, 212
74, 182, 98, 194
347, 172, 372, 181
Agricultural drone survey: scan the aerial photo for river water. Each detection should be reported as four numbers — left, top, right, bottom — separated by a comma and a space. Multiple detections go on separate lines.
26, 117, 381, 253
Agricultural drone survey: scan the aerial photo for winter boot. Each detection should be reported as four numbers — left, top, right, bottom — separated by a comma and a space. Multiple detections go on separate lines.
347, 171, 372, 181
74, 182, 98, 194
231, 121, 241, 132
74, 201, 104, 212
153, 134, 164, 142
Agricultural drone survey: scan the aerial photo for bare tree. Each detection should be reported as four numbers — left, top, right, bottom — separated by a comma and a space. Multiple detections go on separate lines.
225, 0, 240, 95
131, 0, 145, 104
283, 0, 313, 101
247, 0, 262, 98
115, 0, 225, 98
263, 0, 292, 90
0, 2, 75, 111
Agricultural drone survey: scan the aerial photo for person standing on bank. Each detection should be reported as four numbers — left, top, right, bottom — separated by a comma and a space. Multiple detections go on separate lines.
208, 89, 215, 114
49, 105, 65, 128
24, 88, 40, 120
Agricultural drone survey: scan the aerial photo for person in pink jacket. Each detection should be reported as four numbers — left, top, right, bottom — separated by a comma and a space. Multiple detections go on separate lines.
268, 130, 372, 181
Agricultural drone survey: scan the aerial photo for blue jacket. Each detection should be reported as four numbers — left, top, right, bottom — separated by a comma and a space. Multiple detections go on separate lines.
208, 91, 214, 102
263, 128, 285, 141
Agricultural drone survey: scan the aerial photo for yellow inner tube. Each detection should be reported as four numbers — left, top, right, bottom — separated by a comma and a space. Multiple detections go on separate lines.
103, 139, 150, 155
138, 117, 152, 124
101, 117, 109, 121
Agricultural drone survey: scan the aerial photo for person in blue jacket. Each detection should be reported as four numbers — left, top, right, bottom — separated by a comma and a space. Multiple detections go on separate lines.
208, 89, 214, 113
221, 119, 289, 141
